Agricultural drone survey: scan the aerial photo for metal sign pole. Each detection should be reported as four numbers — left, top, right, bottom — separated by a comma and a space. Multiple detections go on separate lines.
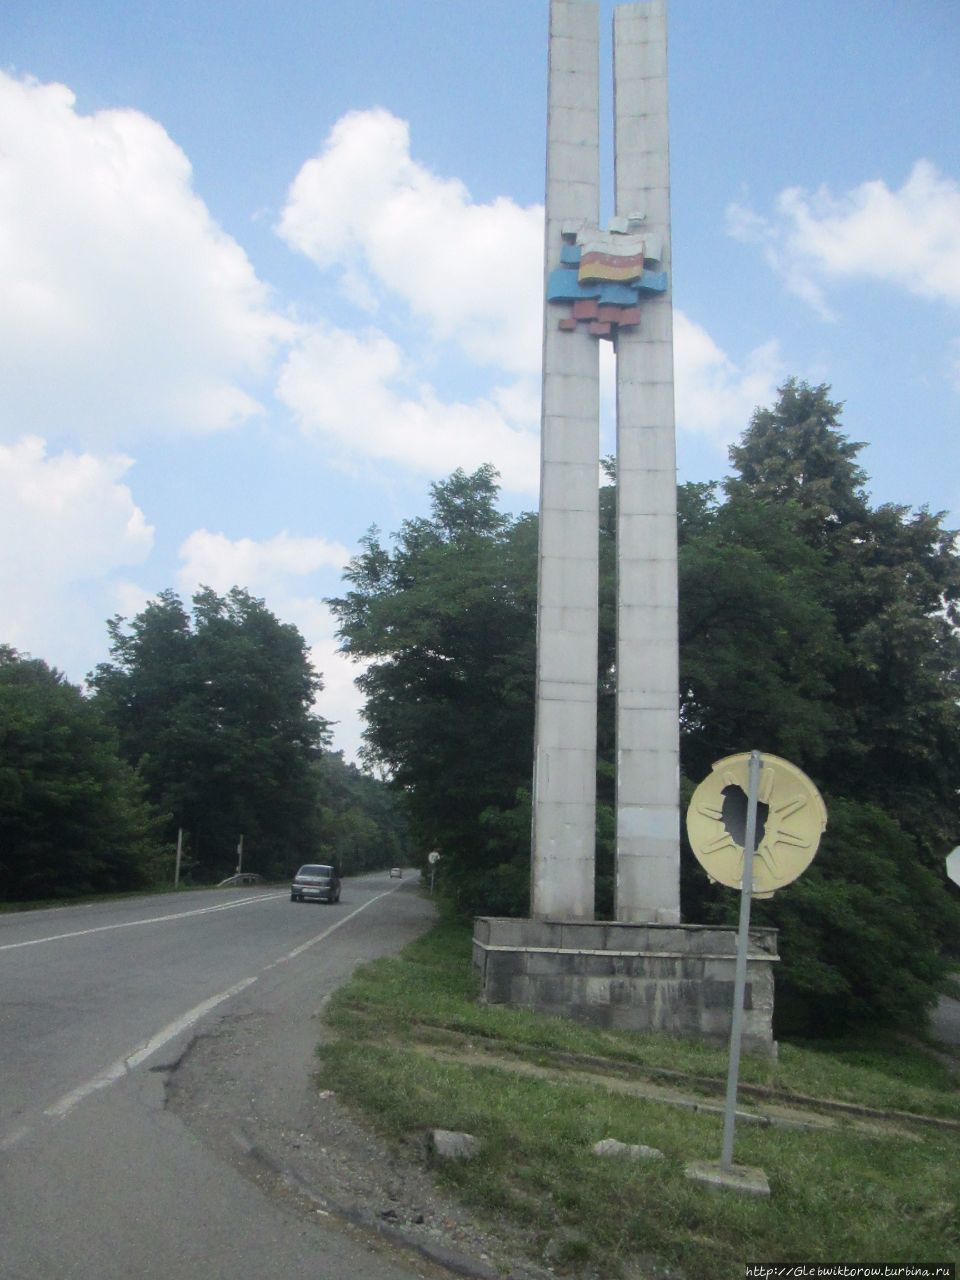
720, 749, 762, 1171
174, 827, 183, 888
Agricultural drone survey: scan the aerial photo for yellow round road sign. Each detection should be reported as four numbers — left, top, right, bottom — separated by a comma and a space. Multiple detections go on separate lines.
686, 753, 827, 897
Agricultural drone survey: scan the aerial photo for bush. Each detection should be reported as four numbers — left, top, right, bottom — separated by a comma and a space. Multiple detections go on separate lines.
754, 797, 954, 1036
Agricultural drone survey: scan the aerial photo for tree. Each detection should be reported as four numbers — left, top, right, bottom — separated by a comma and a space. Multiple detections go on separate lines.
726, 379, 869, 540
330, 389, 960, 1033
328, 466, 538, 913
0, 647, 164, 900
677, 482, 843, 793
90, 587, 329, 880
312, 751, 411, 874
752, 798, 949, 1036
681, 380, 960, 1031
725, 380, 960, 868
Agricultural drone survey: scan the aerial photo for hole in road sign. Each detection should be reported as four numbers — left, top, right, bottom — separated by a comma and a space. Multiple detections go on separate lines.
720, 785, 769, 850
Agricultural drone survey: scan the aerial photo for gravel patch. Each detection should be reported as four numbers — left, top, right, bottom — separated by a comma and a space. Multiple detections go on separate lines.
164, 1006, 555, 1280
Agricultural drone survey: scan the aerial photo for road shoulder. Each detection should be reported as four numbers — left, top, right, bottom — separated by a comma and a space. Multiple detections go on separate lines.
164, 977, 550, 1280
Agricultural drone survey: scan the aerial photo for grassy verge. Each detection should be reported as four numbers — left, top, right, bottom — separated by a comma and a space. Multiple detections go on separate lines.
319, 918, 960, 1279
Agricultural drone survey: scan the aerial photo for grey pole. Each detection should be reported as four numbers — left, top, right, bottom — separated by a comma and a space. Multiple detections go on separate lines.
174, 826, 183, 888
530, 0, 600, 922
720, 749, 762, 1171
236, 834, 243, 877
613, 0, 681, 926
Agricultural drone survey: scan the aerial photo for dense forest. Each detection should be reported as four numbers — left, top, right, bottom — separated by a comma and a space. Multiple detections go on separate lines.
330, 381, 960, 1036
0, 588, 408, 901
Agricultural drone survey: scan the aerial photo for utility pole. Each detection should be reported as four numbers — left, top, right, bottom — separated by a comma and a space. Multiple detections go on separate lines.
236, 834, 244, 876
174, 827, 183, 888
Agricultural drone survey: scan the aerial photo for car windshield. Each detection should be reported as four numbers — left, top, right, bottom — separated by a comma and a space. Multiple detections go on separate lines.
297, 865, 333, 877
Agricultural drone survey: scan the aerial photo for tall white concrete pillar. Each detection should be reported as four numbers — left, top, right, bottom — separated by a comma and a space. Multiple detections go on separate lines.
612, 1, 681, 922
530, 0, 600, 920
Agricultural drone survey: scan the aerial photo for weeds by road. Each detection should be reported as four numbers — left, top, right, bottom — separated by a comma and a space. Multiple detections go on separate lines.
318, 919, 960, 1279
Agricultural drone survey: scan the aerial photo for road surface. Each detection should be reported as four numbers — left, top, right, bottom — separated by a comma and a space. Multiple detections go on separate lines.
0, 874, 441, 1280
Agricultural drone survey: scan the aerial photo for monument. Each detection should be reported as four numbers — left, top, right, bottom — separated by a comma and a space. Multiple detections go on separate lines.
531, 0, 680, 925
474, 0, 778, 1052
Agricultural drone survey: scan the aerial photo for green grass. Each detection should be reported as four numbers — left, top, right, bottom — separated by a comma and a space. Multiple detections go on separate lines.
319, 918, 960, 1279
324, 919, 960, 1120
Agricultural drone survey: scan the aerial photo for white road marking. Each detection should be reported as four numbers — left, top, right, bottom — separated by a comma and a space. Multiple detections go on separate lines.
266, 885, 402, 968
0, 893, 287, 952
43, 976, 259, 1120
0, 1124, 31, 1151
24, 881, 405, 1132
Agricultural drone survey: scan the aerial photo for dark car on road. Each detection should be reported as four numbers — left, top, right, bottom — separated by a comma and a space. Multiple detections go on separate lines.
290, 863, 341, 903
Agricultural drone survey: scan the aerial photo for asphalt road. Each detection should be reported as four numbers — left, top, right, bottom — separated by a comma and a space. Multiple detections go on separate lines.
0, 873, 440, 1280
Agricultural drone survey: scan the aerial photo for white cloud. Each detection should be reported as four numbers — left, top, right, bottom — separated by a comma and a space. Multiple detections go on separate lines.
0, 71, 293, 443
110, 580, 154, 623
277, 108, 784, 480
287, 598, 371, 767
276, 324, 541, 492
0, 435, 153, 675
177, 528, 366, 762
673, 312, 782, 444
728, 160, 960, 316
177, 529, 352, 591
278, 108, 544, 375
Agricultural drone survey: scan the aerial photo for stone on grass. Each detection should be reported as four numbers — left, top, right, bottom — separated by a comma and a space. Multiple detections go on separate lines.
684, 1159, 770, 1198
430, 1129, 480, 1161
592, 1138, 664, 1161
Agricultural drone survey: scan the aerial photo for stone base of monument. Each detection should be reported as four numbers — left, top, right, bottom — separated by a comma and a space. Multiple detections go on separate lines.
472, 918, 779, 1055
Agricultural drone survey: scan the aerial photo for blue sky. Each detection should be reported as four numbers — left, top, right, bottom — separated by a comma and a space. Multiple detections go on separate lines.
2, 0, 958, 762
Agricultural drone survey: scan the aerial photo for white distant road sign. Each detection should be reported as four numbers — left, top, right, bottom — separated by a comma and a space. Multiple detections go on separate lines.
427, 850, 440, 865
947, 847, 960, 887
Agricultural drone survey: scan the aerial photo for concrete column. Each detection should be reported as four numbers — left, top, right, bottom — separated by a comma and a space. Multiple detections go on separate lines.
530, 0, 600, 921
612, 1, 681, 923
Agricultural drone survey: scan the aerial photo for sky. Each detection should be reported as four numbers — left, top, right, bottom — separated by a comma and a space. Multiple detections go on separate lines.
2, 0, 958, 764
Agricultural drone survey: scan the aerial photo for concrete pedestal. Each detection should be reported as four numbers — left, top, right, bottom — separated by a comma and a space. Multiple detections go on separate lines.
473, 917, 778, 1055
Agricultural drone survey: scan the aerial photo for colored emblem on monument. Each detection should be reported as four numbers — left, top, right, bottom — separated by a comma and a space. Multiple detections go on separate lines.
547, 213, 668, 339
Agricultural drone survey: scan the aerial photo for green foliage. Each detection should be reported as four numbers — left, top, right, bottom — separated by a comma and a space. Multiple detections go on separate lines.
758, 798, 952, 1035
725, 379, 960, 865
681, 380, 960, 1031
311, 750, 410, 874
328, 466, 538, 905
330, 386, 960, 1036
89, 587, 329, 880
0, 647, 165, 900
678, 488, 842, 782
690, 796, 953, 1036
726, 379, 868, 536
